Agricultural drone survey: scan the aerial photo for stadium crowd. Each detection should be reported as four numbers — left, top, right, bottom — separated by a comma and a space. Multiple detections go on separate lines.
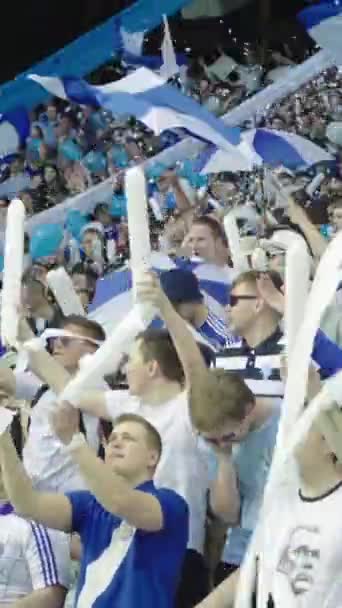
0, 11, 342, 608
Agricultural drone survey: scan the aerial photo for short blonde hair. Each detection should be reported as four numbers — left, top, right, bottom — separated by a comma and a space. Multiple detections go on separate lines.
190, 369, 255, 432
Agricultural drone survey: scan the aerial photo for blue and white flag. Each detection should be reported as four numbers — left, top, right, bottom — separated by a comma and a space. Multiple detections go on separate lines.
298, 1, 342, 61
88, 252, 234, 332
160, 15, 181, 80
115, 18, 188, 77
201, 128, 333, 173
0, 108, 30, 160
29, 70, 243, 154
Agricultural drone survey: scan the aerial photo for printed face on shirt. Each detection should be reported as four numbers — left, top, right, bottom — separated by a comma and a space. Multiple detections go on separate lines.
277, 526, 320, 596
225, 283, 259, 337
51, 323, 98, 372
105, 421, 159, 479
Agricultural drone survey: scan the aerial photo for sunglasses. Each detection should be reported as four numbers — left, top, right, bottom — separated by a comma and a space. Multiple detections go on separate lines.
41, 329, 102, 348
229, 294, 257, 307
75, 288, 92, 295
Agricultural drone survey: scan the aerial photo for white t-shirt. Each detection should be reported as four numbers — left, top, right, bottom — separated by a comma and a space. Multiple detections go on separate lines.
268, 479, 342, 608
0, 508, 70, 604
23, 388, 99, 493
105, 390, 210, 554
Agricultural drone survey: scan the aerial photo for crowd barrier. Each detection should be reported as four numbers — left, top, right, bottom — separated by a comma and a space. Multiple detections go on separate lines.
14, 49, 335, 241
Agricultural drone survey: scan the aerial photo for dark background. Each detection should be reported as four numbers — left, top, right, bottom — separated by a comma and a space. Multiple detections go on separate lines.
0, 0, 311, 85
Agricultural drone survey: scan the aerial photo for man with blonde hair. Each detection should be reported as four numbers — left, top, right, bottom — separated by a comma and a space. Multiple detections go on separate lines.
0, 410, 189, 608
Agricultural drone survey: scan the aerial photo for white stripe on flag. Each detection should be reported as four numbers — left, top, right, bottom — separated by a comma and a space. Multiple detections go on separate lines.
28, 75, 67, 100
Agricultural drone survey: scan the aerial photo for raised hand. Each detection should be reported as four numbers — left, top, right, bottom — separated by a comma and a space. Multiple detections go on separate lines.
50, 402, 80, 446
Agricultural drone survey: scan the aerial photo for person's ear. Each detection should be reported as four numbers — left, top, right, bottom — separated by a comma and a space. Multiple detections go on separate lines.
147, 360, 159, 379
148, 448, 159, 469
255, 296, 264, 314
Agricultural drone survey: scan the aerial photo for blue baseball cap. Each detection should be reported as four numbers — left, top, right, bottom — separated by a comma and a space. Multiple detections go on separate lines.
160, 269, 203, 303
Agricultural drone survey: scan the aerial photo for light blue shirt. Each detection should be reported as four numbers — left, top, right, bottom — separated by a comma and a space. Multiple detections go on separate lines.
223, 407, 280, 565
207, 408, 280, 566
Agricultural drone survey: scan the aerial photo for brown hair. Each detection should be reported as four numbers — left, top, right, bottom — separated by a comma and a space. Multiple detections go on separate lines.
232, 269, 283, 293
192, 215, 228, 247
190, 369, 255, 432
60, 314, 106, 343
137, 328, 184, 384
112, 413, 162, 459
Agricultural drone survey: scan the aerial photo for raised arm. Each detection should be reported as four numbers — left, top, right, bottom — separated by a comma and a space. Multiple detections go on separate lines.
18, 319, 70, 394
136, 272, 209, 388
287, 197, 327, 261
0, 426, 72, 532
19, 319, 108, 418
209, 449, 240, 526
51, 404, 166, 532
11, 586, 67, 608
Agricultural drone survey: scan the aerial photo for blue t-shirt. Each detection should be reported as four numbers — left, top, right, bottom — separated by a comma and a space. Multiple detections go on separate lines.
66, 481, 189, 608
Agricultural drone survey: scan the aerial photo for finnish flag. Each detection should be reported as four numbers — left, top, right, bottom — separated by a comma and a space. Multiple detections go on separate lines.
0, 108, 30, 160
201, 128, 333, 174
29, 70, 244, 155
88, 252, 233, 332
298, 1, 342, 61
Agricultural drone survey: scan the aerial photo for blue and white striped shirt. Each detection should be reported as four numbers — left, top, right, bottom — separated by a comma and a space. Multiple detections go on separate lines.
0, 503, 70, 603
198, 310, 238, 352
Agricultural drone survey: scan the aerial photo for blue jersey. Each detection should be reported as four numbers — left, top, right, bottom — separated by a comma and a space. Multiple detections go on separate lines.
66, 481, 188, 608
198, 309, 238, 351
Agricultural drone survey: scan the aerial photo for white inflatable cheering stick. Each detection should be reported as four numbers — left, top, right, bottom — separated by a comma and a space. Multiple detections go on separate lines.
1, 198, 25, 348
235, 230, 342, 608
60, 167, 155, 404
46, 267, 85, 316
223, 209, 255, 272
125, 167, 153, 298
283, 236, 311, 357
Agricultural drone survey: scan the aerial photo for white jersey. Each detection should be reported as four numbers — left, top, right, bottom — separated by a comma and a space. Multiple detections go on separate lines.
23, 388, 100, 492
105, 390, 211, 554
0, 505, 70, 604
268, 479, 342, 608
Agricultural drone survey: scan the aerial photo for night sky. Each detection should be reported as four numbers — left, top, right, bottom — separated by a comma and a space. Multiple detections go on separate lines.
0, 0, 310, 85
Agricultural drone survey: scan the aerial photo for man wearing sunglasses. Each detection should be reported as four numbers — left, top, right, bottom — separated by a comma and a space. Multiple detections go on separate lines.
0, 315, 106, 494
217, 269, 285, 402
